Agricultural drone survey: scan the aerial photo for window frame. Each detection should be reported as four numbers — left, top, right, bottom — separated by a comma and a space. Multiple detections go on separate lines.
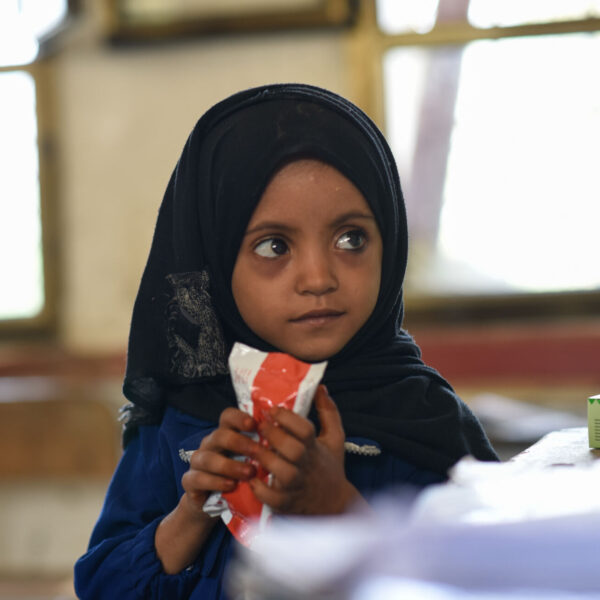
100, 0, 357, 42
348, 3, 600, 325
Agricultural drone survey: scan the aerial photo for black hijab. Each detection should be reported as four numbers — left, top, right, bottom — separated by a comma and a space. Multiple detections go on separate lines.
122, 83, 497, 474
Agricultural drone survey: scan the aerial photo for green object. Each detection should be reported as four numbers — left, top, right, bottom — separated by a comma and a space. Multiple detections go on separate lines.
588, 394, 600, 448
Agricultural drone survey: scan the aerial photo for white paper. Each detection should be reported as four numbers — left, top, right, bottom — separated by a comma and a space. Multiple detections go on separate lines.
227, 459, 600, 599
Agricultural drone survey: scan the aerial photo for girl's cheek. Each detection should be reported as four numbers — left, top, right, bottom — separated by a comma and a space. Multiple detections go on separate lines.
337, 251, 380, 275
251, 256, 289, 278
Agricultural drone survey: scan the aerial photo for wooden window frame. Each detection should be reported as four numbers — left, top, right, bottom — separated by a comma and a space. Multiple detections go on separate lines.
100, 0, 357, 42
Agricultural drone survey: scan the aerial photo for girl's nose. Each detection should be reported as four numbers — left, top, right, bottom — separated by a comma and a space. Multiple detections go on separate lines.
295, 252, 338, 296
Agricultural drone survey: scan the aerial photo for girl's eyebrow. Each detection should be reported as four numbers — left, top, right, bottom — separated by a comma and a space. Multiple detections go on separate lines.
330, 211, 376, 228
244, 211, 375, 237
243, 222, 297, 237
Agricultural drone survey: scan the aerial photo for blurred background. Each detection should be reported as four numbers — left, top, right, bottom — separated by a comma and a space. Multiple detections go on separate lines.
1, 0, 599, 596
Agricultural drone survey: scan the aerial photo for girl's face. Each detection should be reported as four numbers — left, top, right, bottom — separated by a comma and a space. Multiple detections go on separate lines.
232, 159, 382, 362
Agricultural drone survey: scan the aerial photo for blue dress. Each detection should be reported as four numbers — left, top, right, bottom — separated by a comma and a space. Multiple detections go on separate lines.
74, 406, 444, 599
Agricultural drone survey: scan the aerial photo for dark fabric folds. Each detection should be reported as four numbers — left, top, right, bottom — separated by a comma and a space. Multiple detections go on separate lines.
121, 83, 497, 473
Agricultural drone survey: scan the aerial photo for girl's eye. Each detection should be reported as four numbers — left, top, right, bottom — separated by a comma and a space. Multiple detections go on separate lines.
336, 230, 366, 251
254, 238, 289, 258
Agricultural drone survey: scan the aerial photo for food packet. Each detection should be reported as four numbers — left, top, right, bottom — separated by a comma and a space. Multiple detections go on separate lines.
203, 342, 327, 547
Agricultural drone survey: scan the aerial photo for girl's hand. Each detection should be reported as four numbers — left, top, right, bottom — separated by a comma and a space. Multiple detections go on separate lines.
158, 409, 260, 573
249, 385, 362, 515
181, 407, 259, 518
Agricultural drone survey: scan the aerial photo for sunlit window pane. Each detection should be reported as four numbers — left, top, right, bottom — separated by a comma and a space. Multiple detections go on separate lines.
384, 33, 600, 297
469, 0, 600, 29
376, 0, 439, 34
0, 71, 44, 319
0, 0, 68, 67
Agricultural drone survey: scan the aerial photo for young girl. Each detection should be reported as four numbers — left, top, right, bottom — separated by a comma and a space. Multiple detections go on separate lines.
74, 83, 497, 599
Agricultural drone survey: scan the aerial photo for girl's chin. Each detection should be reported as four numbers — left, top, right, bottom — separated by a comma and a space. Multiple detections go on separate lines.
279, 344, 340, 363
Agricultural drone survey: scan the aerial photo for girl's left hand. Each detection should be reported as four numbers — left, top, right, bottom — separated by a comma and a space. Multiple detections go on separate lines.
249, 385, 363, 515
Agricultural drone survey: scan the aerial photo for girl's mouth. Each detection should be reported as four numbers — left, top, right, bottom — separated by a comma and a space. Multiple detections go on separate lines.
290, 309, 345, 326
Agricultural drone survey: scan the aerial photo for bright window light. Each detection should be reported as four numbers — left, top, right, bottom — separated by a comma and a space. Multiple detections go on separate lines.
468, 0, 600, 28
384, 33, 600, 297
0, 0, 68, 67
376, 0, 440, 35
0, 0, 68, 322
376, 0, 600, 34
0, 71, 44, 319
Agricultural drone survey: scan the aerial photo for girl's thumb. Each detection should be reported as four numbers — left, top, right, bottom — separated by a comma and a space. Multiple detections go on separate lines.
315, 385, 345, 450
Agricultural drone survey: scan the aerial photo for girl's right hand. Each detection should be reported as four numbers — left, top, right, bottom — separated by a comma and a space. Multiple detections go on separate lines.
157, 408, 259, 573
181, 407, 259, 518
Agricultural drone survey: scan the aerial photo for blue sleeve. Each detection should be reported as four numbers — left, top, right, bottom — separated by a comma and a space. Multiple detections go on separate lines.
345, 437, 446, 501
73, 421, 230, 600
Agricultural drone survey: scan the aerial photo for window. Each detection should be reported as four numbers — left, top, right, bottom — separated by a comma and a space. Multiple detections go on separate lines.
0, 1, 70, 332
0, 71, 44, 321
368, 0, 600, 321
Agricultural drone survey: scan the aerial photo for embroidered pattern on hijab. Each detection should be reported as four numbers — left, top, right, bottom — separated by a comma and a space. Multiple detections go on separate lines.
165, 271, 228, 379
121, 83, 498, 473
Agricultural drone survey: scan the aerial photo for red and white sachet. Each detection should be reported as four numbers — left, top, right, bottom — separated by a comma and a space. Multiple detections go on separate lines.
203, 342, 327, 547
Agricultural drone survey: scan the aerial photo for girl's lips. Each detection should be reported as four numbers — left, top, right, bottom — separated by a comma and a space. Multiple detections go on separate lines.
290, 310, 345, 325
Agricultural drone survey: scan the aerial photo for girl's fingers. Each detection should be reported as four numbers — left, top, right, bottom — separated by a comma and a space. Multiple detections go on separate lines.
257, 420, 307, 464
249, 477, 290, 513
180, 409, 260, 501
203, 427, 259, 458
252, 444, 300, 488
190, 390, 345, 515
267, 407, 316, 444
190, 449, 256, 481
219, 407, 256, 433
315, 385, 345, 451
182, 468, 237, 495
202, 408, 259, 458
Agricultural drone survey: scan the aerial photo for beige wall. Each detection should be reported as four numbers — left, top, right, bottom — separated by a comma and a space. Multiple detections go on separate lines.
55, 11, 350, 352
